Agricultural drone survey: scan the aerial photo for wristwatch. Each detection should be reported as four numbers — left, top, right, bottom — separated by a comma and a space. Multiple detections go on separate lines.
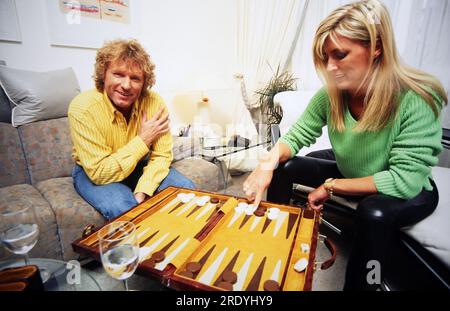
323, 178, 336, 197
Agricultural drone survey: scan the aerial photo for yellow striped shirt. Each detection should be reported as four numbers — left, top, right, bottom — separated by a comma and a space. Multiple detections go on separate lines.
68, 89, 173, 196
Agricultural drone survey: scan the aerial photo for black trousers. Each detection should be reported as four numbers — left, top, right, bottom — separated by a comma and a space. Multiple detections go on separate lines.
267, 150, 439, 291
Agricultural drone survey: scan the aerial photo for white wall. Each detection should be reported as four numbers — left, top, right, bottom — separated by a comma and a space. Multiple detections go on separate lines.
0, 0, 97, 90
0, 0, 239, 132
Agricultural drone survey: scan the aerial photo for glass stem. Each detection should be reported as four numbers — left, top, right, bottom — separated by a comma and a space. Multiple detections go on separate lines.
123, 279, 129, 291
24, 253, 30, 266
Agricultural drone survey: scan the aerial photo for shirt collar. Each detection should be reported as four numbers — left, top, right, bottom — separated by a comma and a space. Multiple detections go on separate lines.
102, 90, 141, 123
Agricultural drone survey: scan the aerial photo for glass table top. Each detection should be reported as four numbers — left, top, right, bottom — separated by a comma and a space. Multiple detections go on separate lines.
0, 258, 102, 291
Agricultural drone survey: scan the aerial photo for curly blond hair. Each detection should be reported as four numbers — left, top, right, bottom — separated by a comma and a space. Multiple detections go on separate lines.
94, 39, 156, 99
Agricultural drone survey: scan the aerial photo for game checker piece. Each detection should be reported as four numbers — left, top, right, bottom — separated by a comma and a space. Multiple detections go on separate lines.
217, 281, 233, 290
254, 206, 267, 217
222, 270, 237, 284
186, 262, 202, 273
263, 280, 280, 291
178, 270, 194, 278
151, 251, 165, 263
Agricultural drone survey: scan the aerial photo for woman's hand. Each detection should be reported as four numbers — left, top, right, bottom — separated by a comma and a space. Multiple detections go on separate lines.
243, 164, 274, 207
307, 185, 330, 210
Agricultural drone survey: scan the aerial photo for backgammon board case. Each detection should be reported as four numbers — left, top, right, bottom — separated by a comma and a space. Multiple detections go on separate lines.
72, 186, 335, 291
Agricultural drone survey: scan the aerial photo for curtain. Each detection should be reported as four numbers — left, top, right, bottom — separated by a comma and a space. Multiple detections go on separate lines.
234, 0, 308, 113
224, 0, 307, 172
291, 0, 348, 90
236, 0, 306, 106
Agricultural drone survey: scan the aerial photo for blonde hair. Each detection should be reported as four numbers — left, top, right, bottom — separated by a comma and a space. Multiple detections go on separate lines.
313, 0, 447, 132
94, 39, 156, 100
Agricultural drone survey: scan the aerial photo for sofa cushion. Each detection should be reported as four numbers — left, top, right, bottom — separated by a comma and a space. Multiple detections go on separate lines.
171, 157, 222, 191
35, 177, 104, 261
18, 117, 74, 184
402, 166, 450, 269
0, 122, 29, 187
0, 184, 62, 260
0, 66, 80, 127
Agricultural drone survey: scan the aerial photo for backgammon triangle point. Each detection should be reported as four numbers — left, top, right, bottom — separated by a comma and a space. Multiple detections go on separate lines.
139, 232, 170, 262
155, 238, 191, 271
234, 253, 254, 291
197, 247, 229, 286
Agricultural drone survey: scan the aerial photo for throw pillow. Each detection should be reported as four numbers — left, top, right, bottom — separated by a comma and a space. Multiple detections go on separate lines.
0, 66, 80, 127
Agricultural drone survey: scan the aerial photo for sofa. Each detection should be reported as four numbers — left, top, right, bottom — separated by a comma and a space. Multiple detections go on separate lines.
0, 81, 225, 262
273, 90, 450, 290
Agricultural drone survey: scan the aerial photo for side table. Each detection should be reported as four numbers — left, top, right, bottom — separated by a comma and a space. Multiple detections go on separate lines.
196, 140, 270, 189
0, 258, 101, 291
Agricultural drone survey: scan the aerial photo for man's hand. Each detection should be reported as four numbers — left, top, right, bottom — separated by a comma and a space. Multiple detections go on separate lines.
307, 185, 330, 210
134, 192, 147, 204
139, 108, 170, 147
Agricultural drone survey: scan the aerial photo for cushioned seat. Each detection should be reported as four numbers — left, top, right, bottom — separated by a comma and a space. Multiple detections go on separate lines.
0, 184, 62, 260
293, 166, 450, 270
403, 166, 450, 269
35, 177, 104, 260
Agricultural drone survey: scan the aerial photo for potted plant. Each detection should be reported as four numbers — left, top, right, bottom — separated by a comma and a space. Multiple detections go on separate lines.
255, 64, 297, 143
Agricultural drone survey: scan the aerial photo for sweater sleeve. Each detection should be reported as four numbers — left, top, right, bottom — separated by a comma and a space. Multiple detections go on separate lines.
279, 88, 329, 157
373, 92, 443, 199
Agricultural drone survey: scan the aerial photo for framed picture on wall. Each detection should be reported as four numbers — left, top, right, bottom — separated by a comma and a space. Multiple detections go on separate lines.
45, 0, 135, 49
0, 0, 22, 43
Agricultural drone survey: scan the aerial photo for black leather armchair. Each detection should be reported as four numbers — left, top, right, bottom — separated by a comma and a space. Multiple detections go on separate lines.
271, 121, 450, 291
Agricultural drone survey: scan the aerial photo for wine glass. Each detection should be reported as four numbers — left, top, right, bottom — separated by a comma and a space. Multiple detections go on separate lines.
98, 221, 139, 291
0, 205, 50, 282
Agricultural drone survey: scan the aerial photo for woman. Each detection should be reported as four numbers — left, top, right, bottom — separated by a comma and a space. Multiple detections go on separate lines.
243, 0, 447, 290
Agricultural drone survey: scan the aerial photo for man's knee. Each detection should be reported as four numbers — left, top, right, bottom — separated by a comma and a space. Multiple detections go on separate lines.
96, 193, 136, 220
172, 175, 196, 189
159, 168, 197, 191
75, 183, 137, 220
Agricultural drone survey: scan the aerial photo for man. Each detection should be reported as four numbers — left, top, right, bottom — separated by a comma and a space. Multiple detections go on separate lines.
68, 39, 196, 220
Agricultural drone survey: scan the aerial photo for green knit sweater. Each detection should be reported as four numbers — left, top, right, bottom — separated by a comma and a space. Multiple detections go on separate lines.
279, 88, 443, 199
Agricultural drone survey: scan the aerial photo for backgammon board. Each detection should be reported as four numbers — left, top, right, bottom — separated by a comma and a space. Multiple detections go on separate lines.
72, 187, 329, 291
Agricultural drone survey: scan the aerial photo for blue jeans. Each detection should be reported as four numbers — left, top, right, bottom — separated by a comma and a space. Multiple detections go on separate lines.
72, 164, 196, 220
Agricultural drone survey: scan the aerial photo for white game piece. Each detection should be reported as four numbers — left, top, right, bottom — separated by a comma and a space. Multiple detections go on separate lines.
294, 258, 308, 272
268, 207, 280, 215
234, 205, 245, 214
245, 204, 257, 215
300, 243, 310, 253
267, 211, 279, 220
196, 195, 211, 206
187, 193, 196, 200
267, 207, 280, 220
201, 196, 211, 203
238, 202, 248, 209
177, 193, 190, 203
196, 198, 207, 206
